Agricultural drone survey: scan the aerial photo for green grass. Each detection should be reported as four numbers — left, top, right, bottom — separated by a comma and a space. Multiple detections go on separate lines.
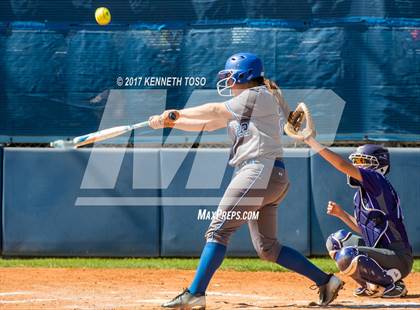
0, 257, 419, 272
0, 257, 335, 272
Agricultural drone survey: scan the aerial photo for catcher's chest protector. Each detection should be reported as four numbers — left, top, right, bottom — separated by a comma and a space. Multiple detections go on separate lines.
354, 185, 410, 249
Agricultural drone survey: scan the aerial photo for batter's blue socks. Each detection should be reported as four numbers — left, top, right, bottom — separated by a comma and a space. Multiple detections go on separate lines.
189, 242, 227, 295
276, 246, 329, 286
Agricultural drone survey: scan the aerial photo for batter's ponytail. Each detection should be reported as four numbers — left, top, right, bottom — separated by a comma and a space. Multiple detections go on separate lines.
263, 78, 291, 118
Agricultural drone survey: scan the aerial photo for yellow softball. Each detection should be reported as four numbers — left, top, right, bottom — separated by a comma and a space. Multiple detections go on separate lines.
95, 7, 111, 26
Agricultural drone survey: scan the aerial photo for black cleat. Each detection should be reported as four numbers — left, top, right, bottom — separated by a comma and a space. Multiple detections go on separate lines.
382, 280, 408, 298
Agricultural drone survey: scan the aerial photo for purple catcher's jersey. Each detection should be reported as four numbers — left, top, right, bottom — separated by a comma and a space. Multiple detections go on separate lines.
351, 168, 411, 250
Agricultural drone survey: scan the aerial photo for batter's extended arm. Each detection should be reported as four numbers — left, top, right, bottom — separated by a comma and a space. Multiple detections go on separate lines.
171, 118, 227, 132
178, 103, 232, 121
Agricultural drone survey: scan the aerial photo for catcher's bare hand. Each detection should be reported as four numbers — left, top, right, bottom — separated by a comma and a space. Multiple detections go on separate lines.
327, 201, 344, 218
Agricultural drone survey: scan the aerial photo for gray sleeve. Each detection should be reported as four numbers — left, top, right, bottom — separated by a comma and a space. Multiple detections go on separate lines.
224, 90, 254, 120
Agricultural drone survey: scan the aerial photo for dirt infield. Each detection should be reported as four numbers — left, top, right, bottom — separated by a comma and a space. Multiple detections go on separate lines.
1, 268, 420, 309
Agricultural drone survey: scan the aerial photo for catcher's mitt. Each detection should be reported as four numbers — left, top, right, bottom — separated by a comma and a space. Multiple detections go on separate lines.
284, 102, 316, 141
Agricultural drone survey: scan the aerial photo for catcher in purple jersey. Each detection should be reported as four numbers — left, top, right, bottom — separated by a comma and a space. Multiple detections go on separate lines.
304, 140, 413, 298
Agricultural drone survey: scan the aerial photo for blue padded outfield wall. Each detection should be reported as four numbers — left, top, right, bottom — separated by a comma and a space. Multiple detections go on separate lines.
2, 148, 161, 257
1, 148, 311, 257
0, 0, 419, 142
1, 147, 419, 257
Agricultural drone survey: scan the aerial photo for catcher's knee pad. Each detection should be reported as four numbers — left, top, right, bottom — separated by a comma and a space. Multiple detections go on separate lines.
326, 229, 352, 259
335, 246, 359, 274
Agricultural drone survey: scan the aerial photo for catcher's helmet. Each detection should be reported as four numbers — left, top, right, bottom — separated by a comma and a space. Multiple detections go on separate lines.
217, 52, 264, 96
349, 144, 390, 175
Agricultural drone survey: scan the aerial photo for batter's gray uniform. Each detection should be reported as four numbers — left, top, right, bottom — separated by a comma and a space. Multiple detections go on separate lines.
205, 86, 289, 262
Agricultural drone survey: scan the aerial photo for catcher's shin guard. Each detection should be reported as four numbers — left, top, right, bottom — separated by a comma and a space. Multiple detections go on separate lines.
335, 247, 401, 288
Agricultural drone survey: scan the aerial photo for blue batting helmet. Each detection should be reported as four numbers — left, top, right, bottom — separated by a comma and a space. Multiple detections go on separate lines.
217, 52, 264, 96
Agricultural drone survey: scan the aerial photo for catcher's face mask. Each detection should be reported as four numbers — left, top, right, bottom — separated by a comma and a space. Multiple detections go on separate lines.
349, 152, 389, 175
349, 154, 379, 169
347, 152, 390, 188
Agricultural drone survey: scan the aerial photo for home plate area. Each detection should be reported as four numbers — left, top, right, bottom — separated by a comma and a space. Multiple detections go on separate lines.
1, 269, 419, 309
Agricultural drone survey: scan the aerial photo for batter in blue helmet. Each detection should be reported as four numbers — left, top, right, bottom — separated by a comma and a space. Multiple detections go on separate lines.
303, 138, 413, 298
216, 52, 265, 97
150, 53, 344, 309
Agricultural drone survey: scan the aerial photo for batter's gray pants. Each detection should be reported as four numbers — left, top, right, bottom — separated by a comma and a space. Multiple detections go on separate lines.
205, 159, 289, 262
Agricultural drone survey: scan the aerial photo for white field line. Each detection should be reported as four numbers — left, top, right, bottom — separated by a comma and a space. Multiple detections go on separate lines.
337, 301, 420, 307
161, 294, 420, 308
233, 308, 270, 310
63, 307, 93, 310
5, 290, 420, 309
0, 298, 56, 304
208, 291, 274, 300
0, 291, 33, 297
160, 291, 277, 300
294, 299, 420, 308
162, 291, 274, 300
136, 298, 170, 303
63, 305, 151, 310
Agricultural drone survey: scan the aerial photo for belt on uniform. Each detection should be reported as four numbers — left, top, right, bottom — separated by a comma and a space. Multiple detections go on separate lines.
274, 159, 285, 169
238, 158, 285, 169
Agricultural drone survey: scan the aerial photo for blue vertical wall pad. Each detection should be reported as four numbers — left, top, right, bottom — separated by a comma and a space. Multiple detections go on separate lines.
2, 148, 160, 257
